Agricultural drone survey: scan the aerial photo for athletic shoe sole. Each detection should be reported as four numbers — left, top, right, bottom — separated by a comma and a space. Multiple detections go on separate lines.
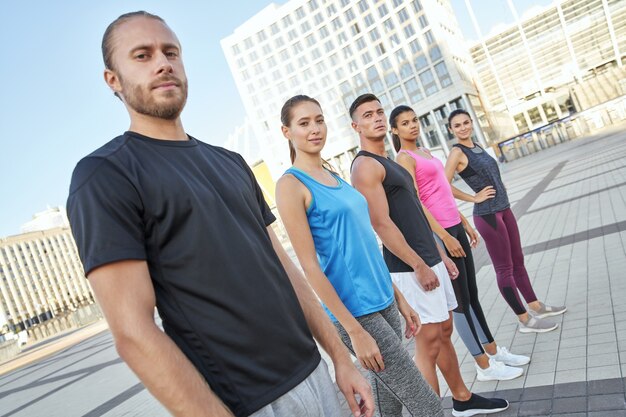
452, 403, 509, 417
519, 323, 558, 333
531, 306, 568, 319
476, 369, 524, 381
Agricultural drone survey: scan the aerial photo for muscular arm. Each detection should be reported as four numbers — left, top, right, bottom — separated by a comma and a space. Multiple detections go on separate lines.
444, 148, 495, 203
88, 260, 233, 417
351, 157, 439, 291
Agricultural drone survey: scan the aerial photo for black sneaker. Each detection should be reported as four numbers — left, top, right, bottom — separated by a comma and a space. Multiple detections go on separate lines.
452, 393, 509, 416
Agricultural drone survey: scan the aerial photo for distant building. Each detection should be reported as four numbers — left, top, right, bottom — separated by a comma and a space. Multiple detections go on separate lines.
0, 226, 94, 333
221, 0, 497, 180
468, 0, 626, 135
20, 206, 69, 234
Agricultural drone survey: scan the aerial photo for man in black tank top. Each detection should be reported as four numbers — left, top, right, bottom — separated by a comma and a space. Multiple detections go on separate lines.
349, 94, 509, 417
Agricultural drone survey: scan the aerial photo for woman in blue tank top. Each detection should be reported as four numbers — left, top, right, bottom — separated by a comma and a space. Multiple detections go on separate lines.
275, 95, 443, 417
444, 109, 566, 334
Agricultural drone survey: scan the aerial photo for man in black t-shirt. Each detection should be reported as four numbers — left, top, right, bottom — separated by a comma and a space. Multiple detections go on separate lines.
349, 94, 509, 417
67, 11, 373, 417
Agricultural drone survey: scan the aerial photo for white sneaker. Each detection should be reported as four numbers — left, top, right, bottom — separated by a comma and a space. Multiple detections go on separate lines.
488, 346, 530, 366
475, 358, 524, 381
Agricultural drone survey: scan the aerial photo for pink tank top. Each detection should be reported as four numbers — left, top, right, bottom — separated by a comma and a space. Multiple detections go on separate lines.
399, 149, 461, 228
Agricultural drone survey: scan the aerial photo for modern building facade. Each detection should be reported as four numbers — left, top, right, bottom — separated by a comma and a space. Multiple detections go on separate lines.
222, 0, 496, 180
0, 225, 94, 334
468, 0, 626, 136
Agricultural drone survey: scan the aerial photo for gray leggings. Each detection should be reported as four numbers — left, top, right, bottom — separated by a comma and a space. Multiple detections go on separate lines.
335, 301, 443, 417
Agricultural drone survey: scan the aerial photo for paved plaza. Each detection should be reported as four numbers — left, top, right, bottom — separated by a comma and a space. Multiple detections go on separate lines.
1, 127, 625, 416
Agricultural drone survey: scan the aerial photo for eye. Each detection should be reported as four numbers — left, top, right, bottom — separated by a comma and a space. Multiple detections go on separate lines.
166, 50, 179, 58
135, 53, 149, 60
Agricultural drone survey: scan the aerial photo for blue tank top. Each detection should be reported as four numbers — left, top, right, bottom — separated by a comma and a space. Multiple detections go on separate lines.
453, 143, 510, 216
285, 167, 394, 322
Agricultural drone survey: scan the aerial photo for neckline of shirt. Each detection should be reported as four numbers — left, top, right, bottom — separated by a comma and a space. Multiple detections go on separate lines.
125, 131, 198, 147
289, 166, 342, 189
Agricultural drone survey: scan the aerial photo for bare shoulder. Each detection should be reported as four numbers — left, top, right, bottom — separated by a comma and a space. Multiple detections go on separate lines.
351, 155, 384, 185
396, 151, 415, 167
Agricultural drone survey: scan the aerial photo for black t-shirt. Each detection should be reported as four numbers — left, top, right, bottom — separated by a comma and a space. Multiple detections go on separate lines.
354, 151, 441, 271
67, 132, 320, 417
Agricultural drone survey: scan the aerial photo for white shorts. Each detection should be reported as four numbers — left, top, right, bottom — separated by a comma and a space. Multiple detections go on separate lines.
391, 261, 458, 324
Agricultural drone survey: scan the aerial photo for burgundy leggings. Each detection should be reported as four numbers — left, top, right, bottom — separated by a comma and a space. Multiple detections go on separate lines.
473, 208, 538, 315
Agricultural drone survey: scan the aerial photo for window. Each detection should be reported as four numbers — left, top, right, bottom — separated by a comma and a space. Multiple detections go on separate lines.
404, 23, 416, 38
419, 69, 438, 96
381, 57, 392, 71
335, 67, 345, 79
319, 26, 330, 38
412, 0, 422, 13
270, 23, 280, 35
254, 63, 263, 75
351, 23, 361, 35
298, 56, 309, 66
244, 37, 253, 49
332, 17, 342, 30
247, 84, 255, 94
345, 8, 355, 22
418, 15, 429, 29
280, 49, 289, 60
232, 44, 241, 55
392, 0, 403, 7
395, 48, 407, 63
272, 70, 281, 81
404, 78, 423, 103
400, 62, 413, 79
398, 8, 409, 23
378, 93, 390, 108
325, 40, 335, 53
282, 15, 293, 28
306, 34, 316, 47
390, 86, 405, 103
257, 30, 267, 42
275, 36, 285, 48
375, 43, 386, 56
296, 7, 305, 19
308, 0, 319, 11
369, 28, 380, 41
249, 51, 258, 62
293, 41, 303, 54
312, 48, 321, 60
389, 33, 401, 47
424, 30, 434, 45
528, 107, 542, 125
340, 0, 350, 6
340, 81, 352, 94
330, 53, 339, 66
348, 60, 358, 72
383, 18, 394, 33
364, 13, 374, 27
371, 79, 384, 93
356, 37, 367, 50
286, 62, 295, 73
385, 71, 399, 87
434, 62, 452, 87
409, 39, 422, 54
343, 45, 353, 59
357, 0, 368, 12
362, 51, 372, 64
236, 57, 245, 68
303, 68, 313, 80
242, 70, 250, 81
267, 56, 277, 67
288, 29, 298, 41
301, 21, 311, 33
290, 76, 299, 88
262, 44, 271, 55
429, 45, 441, 62
414, 54, 428, 70
378, 4, 389, 18
338, 31, 348, 44
366, 66, 379, 80
314, 13, 323, 25
327, 4, 337, 17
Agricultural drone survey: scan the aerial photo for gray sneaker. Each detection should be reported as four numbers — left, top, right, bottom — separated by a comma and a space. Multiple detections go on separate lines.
519, 316, 558, 333
529, 302, 567, 319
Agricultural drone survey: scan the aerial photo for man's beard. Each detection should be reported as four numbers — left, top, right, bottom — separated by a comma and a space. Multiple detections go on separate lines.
121, 76, 188, 120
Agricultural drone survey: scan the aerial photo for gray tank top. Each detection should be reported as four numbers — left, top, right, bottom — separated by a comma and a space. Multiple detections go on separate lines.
353, 151, 441, 272
453, 143, 510, 216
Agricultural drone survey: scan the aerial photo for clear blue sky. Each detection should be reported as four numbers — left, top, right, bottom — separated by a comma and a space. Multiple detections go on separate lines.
0, 0, 551, 238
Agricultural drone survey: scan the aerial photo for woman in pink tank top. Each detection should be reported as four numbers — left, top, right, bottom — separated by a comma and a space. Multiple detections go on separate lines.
390, 105, 530, 382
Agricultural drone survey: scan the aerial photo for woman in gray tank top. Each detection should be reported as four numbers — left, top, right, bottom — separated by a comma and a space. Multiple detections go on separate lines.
444, 109, 566, 334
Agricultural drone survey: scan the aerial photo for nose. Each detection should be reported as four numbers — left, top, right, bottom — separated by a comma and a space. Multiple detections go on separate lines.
155, 51, 174, 74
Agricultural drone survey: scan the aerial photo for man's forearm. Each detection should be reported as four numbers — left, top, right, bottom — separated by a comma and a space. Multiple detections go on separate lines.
116, 322, 233, 417
373, 219, 427, 270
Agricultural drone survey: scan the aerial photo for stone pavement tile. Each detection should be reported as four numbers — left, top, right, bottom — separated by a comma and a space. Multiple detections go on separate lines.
527, 361, 556, 375
560, 335, 587, 348
521, 385, 554, 401
553, 413, 586, 417
587, 364, 622, 380
588, 411, 626, 417
470, 380, 498, 393
588, 377, 625, 395
517, 398, 551, 416
587, 393, 626, 411
496, 376, 526, 391
560, 326, 587, 339
553, 381, 587, 398
589, 323, 616, 335
494, 401, 520, 417
552, 395, 587, 414
554, 368, 586, 384
589, 342, 618, 355
588, 332, 617, 345
557, 346, 587, 359
556, 357, 586, 371
587, 352, 620, 367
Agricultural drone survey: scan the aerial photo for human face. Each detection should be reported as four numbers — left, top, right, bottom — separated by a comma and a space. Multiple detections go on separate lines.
392, 111, 420, 142
351, 100, 387, 140
105, 17, 188, 120
282, 101, 327, 157
449, 113, 473, 141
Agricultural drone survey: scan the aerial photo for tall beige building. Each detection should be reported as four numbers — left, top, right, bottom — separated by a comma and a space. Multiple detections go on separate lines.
0, 225, 94, 334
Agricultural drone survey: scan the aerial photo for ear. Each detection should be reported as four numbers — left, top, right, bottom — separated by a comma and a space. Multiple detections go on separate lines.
391, 126, 399, 136
281, 125, 291, 140
351, 120, 360, 133
104, 69, 122, 96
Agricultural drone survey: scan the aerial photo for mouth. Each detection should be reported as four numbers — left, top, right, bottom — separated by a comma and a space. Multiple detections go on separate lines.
410, 129, 419, 135
308, 138, 323, 144
152, 78, 180, 90
375, 125, 386, 131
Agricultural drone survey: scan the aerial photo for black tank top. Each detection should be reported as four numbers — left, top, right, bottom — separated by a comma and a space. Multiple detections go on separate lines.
353, 151, 441, 272
453, 143, 510, 216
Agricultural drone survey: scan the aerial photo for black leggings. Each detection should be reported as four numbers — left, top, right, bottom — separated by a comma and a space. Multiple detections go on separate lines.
443, 223, 495, 357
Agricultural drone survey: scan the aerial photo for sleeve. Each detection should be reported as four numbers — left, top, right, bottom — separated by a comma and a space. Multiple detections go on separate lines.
66, 157, 147, 276
234, 154, 276, 226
